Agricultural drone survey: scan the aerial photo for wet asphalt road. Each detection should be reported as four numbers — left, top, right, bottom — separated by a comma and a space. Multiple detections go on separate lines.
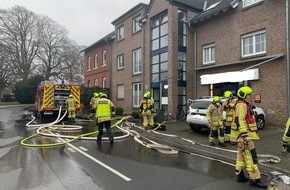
0, 106, 260, 190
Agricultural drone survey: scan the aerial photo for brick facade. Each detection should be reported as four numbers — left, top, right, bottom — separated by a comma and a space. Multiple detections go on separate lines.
84, 0, 289, 126
188, 0, 287, 125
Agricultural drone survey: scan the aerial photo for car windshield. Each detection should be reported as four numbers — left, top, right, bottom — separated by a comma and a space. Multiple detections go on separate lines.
190, 101, 212, 109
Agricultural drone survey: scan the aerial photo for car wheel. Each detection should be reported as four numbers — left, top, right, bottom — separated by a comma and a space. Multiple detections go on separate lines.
256, 115, 265, 130
190, 124, 202, 132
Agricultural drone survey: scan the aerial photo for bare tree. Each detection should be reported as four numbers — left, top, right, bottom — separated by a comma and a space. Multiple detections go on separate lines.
61, 40, 84, 84
0, 43, 12, 100
0, 6, 40, 81
37, 16, 69, 80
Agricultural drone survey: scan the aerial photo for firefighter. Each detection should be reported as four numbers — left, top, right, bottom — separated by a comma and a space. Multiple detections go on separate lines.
89, 92, 99, 118
65, 94, 77, 122
140, 93, 154, 130
207, 96, 225, 147
95, 93, 115, 144
234, 86, 267, 189
145, 90, 154, 105
282, 118, 290, 155
222, 91, 236, 143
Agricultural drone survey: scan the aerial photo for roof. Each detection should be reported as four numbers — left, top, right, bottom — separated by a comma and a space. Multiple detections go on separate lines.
168, 0, 204, 12
111, 3, 148, 25
188, 0, 240, 25
81, 31, 115, 52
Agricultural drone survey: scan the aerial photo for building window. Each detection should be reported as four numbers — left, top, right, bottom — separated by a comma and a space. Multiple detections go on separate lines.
102, 50, 106, 66
94, 79, 98, 87
117, 25, 124, 41
117, 54, 124, 69
87, 80, 91, 87
243, 0, 263, 7
151, 52, 168, 83
133, 83, 142, 107
94, 54, 98, 69
151, 12, 168, 51
133, 48, 141, 74
102, 77, 106, 88
178, 52, 186, 81
203, 44, 215, 65
242, 30, 266, 57
178, 9, 187, 47
133, 15, 141, 33
117, 84, 124, 99
87, 56, 91, 71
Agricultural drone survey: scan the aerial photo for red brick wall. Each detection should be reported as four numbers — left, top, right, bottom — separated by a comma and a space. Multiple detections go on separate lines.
189, 0, 287, 126
83, 40, 111, 89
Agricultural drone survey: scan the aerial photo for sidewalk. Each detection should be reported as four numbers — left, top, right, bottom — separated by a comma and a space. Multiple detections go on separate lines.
132, 119, 290, 176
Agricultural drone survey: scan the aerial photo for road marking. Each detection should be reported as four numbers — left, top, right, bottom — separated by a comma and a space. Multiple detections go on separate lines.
47, 131, 131, 181
66, 142, 131, 181
78, 146, 88, 151
67, 147, 76, 153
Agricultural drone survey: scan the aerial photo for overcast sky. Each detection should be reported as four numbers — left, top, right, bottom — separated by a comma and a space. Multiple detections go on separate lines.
1, 0, 150, 47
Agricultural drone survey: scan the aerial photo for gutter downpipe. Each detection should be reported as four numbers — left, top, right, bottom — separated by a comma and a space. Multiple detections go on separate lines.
287, 0, 290, 117
105, 37, 113, 98
141, 22, 146, 94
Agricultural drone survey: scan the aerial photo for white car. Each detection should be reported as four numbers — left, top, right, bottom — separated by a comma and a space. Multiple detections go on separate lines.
186, 98, 266, 132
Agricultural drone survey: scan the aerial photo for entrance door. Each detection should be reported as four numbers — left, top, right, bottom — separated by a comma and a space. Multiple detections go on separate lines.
213, 82, 239, 97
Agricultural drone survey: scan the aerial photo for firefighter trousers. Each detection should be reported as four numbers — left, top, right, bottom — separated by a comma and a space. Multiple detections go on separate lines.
235, 138, 261, 180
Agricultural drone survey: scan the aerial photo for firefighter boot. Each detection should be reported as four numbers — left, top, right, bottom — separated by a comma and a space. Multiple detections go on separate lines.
249, 179, 267, 189
237, 170, 249, 182
282, 145, 290, 156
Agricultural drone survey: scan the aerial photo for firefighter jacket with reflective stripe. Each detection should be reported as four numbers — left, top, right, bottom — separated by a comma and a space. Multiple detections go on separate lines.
234, 99, 259, 140
140, 98, 153, 116
222, 98, 236, 124
96, 98, 115, 122
66, 98, 76, 111
207, 103, 223, 127
283, 118, 290, 143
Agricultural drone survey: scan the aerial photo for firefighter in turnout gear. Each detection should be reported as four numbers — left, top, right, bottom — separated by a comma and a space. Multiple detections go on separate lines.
207, 96, 225, 147
89, 92, 100, 118
234, 86, 267, 189
140, 93, 154, 130
95, 93, 115, 144
282, 118, 290, 155
222, 91, 236, 144
65, 94, 77, 122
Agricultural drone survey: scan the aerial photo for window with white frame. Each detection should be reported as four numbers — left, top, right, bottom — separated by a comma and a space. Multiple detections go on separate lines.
242, 30, 266, 57
203, 44, 215, 65
87, 56, 91, 71
87, 80, 91, 87
117, 84, 124, 99
117, 25, 124, 41
133, 15, 141, 33
102, 50, 106, 66
117, 54, 124, 69
94, 79, 98, 87
94, 54, 98, 69
243, 0, 263, 7
133, 83, 142, 107
133, 48, 141, 74
102, 77, 106, 88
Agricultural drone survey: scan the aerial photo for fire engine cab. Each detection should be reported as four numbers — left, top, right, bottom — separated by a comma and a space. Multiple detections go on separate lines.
34, 80, 81, 118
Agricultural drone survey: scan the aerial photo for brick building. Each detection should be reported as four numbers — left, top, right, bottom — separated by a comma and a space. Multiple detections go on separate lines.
83, 32, 115, 89
110, 3, 148, 112
84, 0, 290, 126
186, 0, 287, 126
